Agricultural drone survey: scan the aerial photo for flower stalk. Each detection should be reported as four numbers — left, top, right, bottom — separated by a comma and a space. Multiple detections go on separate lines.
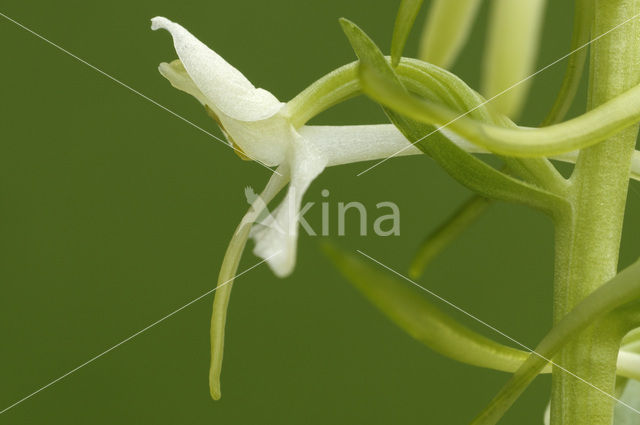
551, 1, 640, 424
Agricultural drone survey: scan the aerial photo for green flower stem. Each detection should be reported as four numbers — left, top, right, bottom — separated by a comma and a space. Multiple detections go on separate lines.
551, 1, 640, 424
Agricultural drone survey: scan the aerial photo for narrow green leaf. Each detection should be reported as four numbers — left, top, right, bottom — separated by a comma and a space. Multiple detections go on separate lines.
409, 195, 491, 279
323, 242, 537, 373
391, 0, 424, 67
471, 256, 640, 425
418, 0, 482, 69
541, 0, 593, 125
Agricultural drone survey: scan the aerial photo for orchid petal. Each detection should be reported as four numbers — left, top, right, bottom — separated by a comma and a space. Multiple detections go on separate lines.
158, 59, 209, 106
151, 17, 282, 122
152, 18, 292, 165
251, 137, 327, 277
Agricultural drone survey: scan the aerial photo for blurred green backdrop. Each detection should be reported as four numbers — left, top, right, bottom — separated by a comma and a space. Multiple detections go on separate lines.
1, 1, 639, 424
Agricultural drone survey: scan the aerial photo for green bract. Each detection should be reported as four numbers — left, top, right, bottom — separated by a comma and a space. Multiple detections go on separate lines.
471, 257, 640, 425
325, 243, 640, 381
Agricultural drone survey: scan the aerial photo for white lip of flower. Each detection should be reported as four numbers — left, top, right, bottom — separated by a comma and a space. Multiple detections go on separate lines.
151, 16, 426, 277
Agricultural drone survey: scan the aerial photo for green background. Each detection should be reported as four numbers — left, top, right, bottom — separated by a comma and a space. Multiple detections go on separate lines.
1, 1, 639, 424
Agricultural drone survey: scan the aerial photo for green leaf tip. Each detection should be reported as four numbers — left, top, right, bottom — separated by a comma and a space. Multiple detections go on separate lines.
391, 0, 425, 67
339, 17, 403, 89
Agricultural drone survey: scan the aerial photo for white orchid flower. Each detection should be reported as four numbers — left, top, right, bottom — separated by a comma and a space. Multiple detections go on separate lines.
153, 16, 640, 277
151, 16, 426, 277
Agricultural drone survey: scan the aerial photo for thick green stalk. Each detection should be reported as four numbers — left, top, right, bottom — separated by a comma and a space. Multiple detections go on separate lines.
551, 2, 640, 424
